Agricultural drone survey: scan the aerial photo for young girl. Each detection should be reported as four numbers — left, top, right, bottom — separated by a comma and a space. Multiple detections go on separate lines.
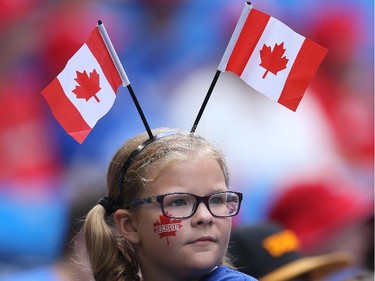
79, 128, 257, 281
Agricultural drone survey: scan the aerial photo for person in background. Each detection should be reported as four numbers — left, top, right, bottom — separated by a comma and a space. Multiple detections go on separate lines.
267, 180, 374, 280
229, 221, 353, 281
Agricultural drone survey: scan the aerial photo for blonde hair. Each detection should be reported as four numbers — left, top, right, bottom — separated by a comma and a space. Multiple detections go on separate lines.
80, 128, 232, 280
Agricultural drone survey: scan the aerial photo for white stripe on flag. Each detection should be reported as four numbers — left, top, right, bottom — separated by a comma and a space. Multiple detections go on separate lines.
240, 16, 305, 101
57, 44, 117, 128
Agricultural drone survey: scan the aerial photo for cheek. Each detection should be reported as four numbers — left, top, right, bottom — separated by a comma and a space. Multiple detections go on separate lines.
219, 218, 232, 242
152, 213, 184, 245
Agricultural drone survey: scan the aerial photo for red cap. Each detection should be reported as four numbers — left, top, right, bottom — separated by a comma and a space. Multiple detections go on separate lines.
269, 180, 373, 253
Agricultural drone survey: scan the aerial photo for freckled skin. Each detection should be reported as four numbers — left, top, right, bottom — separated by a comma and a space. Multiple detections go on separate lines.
133, 155, 232, 281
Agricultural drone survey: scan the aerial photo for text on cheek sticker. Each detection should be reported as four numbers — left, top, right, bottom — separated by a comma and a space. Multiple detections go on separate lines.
153, 212, 183, 245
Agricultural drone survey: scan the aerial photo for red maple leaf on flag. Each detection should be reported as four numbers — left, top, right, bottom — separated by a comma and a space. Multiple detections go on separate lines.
259, 42, 289, 79
153, 213, 183, 245
72, 69, 101, 102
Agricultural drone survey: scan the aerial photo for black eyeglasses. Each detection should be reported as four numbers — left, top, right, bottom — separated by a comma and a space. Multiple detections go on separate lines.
126, 191, 243, 219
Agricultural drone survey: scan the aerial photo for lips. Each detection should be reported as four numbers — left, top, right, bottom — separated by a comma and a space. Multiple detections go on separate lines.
189, 236, 215, 245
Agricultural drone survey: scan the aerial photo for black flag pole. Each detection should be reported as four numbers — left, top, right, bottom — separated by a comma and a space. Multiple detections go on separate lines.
97, 20, 154, 139
190, 70, 222, 133
190, 2, 254, 133
126, 84, 154, 139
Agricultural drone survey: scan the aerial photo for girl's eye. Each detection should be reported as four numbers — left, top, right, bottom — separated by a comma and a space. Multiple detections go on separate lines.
169, 199, 187, 207
210, 196, 225, 204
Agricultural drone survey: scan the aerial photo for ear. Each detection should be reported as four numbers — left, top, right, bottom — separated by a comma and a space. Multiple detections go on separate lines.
114, 209, 141, 244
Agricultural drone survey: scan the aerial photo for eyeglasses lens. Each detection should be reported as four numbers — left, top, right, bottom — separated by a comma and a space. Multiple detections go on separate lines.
209, 192, 239, 217
162, 192, 239, 218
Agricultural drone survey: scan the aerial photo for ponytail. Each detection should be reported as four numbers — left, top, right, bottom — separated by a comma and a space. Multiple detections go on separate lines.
82, 205, 140, 281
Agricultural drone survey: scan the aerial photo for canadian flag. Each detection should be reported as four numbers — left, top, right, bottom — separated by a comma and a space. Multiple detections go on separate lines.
218, 2, 328, 111
42, 26, 125, 143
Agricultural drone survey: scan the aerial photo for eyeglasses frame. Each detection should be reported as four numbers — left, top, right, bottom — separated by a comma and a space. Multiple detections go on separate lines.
126, 191, 243, 219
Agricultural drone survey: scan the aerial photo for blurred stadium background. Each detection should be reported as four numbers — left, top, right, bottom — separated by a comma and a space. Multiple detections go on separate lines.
0, 0, 373, 279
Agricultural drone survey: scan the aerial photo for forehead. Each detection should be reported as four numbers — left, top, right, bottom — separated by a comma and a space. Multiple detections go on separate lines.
142, 155, 227, 197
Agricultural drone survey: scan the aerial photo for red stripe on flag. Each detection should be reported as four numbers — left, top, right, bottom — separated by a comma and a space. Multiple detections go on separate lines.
278, 38, 328, 111
87, 28, 122, 92
226, 8, 270, 75
42, 78, 91, 144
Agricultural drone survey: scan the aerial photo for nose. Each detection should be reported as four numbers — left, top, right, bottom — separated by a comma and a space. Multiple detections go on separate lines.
190, 201, 213, 226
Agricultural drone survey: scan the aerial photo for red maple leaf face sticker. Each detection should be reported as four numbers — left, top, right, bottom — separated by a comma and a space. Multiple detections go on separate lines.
259, 42, 289, 79
72, 69, 101, 102
153, 212, 183, 245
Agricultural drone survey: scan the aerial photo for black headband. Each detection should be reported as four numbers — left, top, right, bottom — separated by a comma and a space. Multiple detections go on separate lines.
117, 131, 177, 195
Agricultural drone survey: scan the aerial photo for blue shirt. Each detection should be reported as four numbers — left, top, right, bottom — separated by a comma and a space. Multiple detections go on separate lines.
200, 265, 258, 281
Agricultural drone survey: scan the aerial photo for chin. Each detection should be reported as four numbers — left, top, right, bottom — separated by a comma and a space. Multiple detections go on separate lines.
184, 252, 221, 271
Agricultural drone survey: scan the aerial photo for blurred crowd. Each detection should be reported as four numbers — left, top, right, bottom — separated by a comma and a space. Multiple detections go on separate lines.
0, 0, 373, 280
